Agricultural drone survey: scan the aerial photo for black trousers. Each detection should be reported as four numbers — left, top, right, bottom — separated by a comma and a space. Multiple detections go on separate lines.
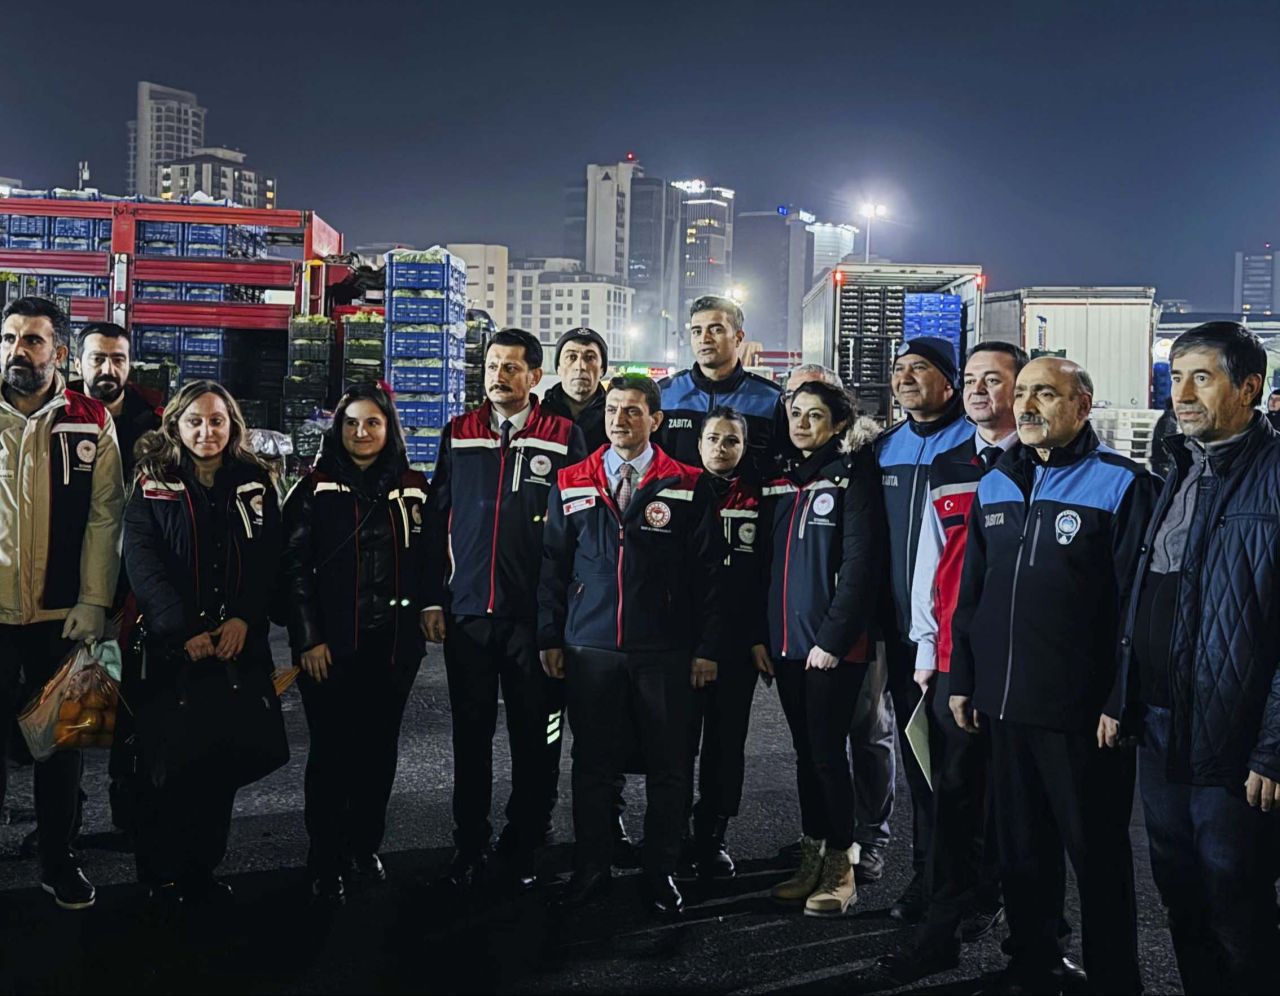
135, 760, 237, 886
299, 627, 420, 874
885, 638, 934, 874
917, 670, 1001, 951
774, 659, 869, 852
989, 718, 1140, 993
566, 646, 691, 879
0, 622, 83, 875
851, 650, 896, 850
444, 616, 562, 856
686, 649, 759, 828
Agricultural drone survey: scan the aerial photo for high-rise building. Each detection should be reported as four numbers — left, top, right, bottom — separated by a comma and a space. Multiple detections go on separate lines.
157, 147, 276, 208
447, 243, 509, 321
1234, 245, 1280, 315
674, 179, 735, 326
808, 221, 859, 278
628, 174, 681, 360
127, 81, 206, 197
733, 206, 816, 352
584, 157, 643, 280
507, 257, 633, 361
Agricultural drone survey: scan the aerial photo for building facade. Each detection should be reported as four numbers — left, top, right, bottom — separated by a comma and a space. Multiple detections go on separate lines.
733, 207, 815, 352
507, 257, 633, 362
127, 81, 206, 197
674, 179, 735, 325
157, 147, 275, 208
447, 243, 509, 321
628, 174, 682, 361
808, 220, 859, 278
1234, 246, 1280, 315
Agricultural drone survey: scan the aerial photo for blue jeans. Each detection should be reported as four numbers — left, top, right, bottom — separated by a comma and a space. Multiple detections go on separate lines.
1140, 704, 1278, 994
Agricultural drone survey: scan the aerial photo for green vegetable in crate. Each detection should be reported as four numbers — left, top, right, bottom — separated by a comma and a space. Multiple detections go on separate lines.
386, 247, 453, 264
343, 311, 383, 324
391, 288, 445, 299
407, 427, 443, 438
390, 358, 444, 368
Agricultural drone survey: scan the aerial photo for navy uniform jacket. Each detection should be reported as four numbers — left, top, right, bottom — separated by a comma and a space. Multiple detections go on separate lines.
874, 399, 971, 639
424, 398, 587, 620
705, 473, 769, 657
537, 443, 727, 658
657, 362, 786, 480
949, 424, 1157, 733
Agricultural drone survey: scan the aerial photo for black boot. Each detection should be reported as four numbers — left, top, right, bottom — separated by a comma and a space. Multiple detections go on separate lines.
695, 816, 735, 880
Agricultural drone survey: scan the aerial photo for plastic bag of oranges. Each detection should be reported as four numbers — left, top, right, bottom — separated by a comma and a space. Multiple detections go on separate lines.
18, 641, 122, 761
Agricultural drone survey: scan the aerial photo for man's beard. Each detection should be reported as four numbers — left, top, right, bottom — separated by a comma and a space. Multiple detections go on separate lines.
88, 376, 123, 403
3, 358, 51, 396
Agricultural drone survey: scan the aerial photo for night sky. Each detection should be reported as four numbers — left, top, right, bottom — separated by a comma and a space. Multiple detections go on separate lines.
2, 0, 1276, 309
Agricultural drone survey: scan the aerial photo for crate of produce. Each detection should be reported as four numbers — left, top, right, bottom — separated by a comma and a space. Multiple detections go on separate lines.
131, 360, 177, 397
387, 294, 466, 325
136, 327, 180, 356
180, 355, 241, 383
95, 219, 113, 240
5, 234, 45, 249
287, 339, 332, 363
343, 359, 385, 385
389, 361, 452, 394
52, 218, 94, 239
183, 283, 225, 303
395, 396, 455, 429
386, 258, 467, 293
237, 398, 274, 429
185, 223, 228, 247
343, 331, 387, 361
139, 221, 182, 244
135, 282, 182, 301
289, 317, 337, 341
387, 327, 466, 359
282, 377, 328, 401
7, 214, 47, 236
180, 329, 232, 356
289, 359, 331, 384
51, 236, 92, 252
404, 433, 442, 465
283, 400, 326, 423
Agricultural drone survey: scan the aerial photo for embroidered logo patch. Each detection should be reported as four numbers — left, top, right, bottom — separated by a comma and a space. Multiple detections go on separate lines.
564, 496, 596, 515
75, 439, 97, 463
530, 454, 553, 477
1055, 509, 1081, 545
739, 522, 756, 545
813, 493, 835, 516
644, 501, 672, 528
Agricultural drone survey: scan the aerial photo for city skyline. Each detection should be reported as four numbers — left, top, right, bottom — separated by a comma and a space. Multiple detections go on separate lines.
0, 0, 1275, 311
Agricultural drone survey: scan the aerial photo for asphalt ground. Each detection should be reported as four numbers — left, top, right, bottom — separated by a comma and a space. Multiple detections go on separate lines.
0, 630, 1189, 994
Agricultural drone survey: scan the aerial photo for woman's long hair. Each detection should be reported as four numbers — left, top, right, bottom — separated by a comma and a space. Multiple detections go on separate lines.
133, 380, 270, 485
322, 382, 408, 475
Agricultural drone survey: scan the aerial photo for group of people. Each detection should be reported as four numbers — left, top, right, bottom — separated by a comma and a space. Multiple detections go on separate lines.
2, 289, 1278, 994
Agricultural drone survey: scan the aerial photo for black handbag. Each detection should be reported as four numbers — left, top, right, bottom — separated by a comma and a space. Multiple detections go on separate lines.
134, 650, 289, 791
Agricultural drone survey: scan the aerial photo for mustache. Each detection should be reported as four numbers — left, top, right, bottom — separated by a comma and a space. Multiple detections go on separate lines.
5, 357, 34, 369
1018, 415, 1047, 425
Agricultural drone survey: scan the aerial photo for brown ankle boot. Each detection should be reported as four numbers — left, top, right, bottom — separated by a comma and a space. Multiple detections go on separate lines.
804, 845, 856, 917
770, 836, 825, 904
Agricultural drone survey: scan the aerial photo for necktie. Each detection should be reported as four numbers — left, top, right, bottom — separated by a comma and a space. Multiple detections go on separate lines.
500, 419, 513, 451
615, 462, 635, 514
980, 446, 1002, 471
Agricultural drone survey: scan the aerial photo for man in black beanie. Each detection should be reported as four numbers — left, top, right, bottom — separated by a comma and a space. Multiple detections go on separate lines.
541, 327, 610, 451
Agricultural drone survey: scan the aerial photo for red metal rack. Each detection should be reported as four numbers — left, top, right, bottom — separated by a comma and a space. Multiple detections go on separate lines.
0, 198, 341, 330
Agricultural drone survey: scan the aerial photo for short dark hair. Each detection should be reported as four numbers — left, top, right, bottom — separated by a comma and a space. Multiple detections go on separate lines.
605, 373, 661, 414
1170, 321, 1268, 406
790, 380, 856, 428
1270, 388, 1280, 399
690, 295, 744, 332
486, 327, 543, 369
966, 340, 1029, 373
77, 322, 130, 355
702, 404, 749, 443
2, 296, 71, 348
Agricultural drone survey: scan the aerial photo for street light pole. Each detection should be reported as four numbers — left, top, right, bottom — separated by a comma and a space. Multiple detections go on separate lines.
859, 203, 887, 263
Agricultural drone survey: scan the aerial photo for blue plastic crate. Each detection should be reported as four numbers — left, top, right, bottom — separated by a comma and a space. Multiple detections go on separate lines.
385, 259, 467, 292
7, 214, 47, 236
139, 221, 182, 243
184, 244, 226, 258
95, 219, 113, 239
388, 295, 467, 324
395, 398, 454, 428
386, 329, 459, 359
181, 329, 231, 356
135, 282, 182, 301
404, 435, 442, 464
43, 277, 95, 297
180, 355, 239, 381
389, 363, 450, 394
51, 236, 92, 252
137, 243, 180, 257
6, 234, 44, 249
136, 327, 180, 355
185, 223, 228, 246
183, 283, 225, 302
52, 217, 94, 238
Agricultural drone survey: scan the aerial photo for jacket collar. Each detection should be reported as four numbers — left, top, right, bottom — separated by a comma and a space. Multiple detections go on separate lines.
1166, 410, 1273, 478
903, 393, 965, 438
690, 361, 746, 395
545, 382, 605, 415
579, 441, 692, 494
788, 438, 844, 486
476, 395, 549, 438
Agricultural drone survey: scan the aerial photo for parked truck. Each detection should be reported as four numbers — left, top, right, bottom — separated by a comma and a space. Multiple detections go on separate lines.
801, 262, 985, 420
980, 286, 1157, 408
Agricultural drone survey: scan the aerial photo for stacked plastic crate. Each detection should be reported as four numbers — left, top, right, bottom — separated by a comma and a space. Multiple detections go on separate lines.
283, 317, 336, 457
1092, 407, 1162, 468
385, 249, 468, 476
904, 293, 963, 365
342, 313, 388, 389
463, 309, 496, 409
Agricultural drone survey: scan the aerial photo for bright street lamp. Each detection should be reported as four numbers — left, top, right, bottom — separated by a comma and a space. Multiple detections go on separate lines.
859, 203, 888, 263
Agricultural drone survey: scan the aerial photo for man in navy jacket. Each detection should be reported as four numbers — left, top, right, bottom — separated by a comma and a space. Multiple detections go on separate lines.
539, 374, 726, 917
950, 357, 1156, 994
424, 328, 586, 891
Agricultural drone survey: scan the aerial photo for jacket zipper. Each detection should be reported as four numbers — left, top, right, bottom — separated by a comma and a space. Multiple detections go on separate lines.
486, 446, 508, 614
60, 435, 70, 485
352, 499, 361, 646
781, 491, 802, 657
797, 489, 816, 538
512, 449, 524, 492
615, 524, 625, 649
390, 507, 401, 666
1000, 467, 1045, 719
1027, 510, 1043, 566
183, 489, 202, 619
905, 436, 925, 589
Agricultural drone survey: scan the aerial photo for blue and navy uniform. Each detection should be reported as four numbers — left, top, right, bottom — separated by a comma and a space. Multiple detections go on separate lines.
658, 362, 786, 480
874, 399, 972, 638
950, 423, 1157, 731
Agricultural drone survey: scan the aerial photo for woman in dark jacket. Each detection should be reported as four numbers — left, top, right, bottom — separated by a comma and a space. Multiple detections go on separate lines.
123, 379, 283, 908
281, 384, 430, 905
760, 381, 885, 918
